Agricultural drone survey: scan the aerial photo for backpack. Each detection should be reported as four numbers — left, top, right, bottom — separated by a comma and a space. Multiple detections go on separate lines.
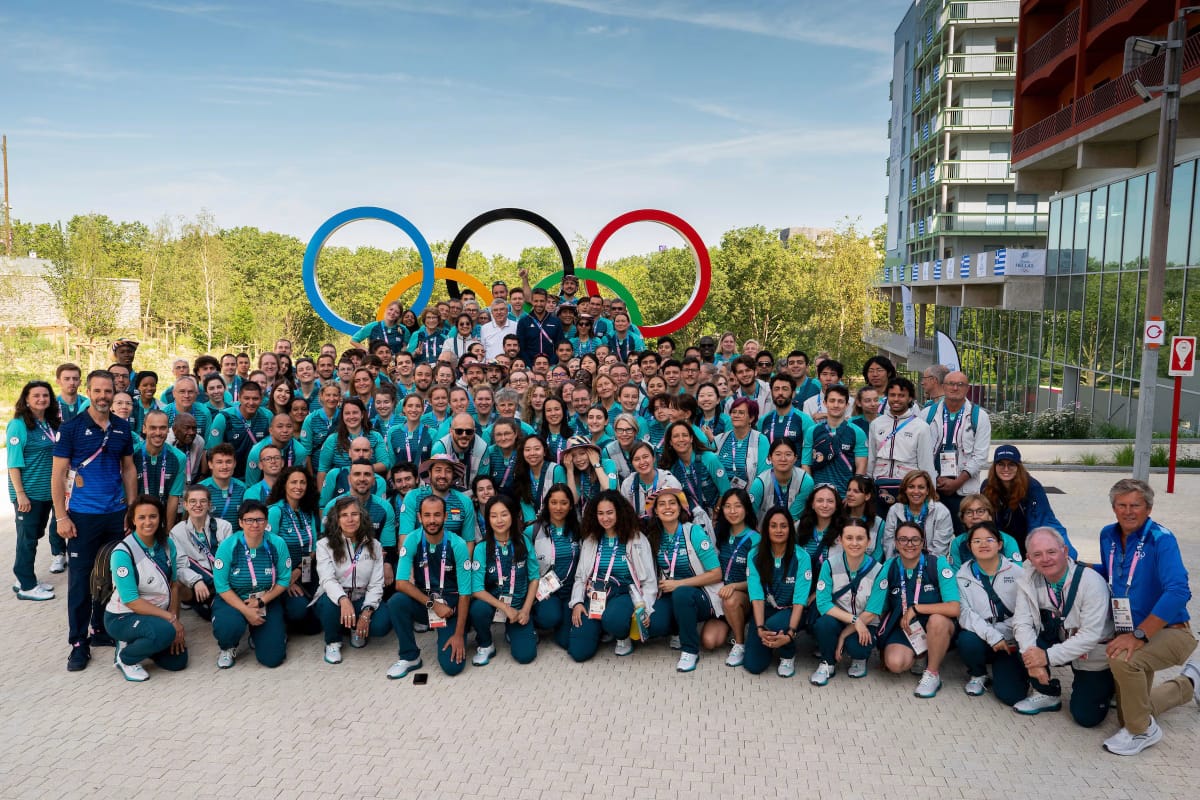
809, 423, 854, 472
924, 402, 980, 437
90, 539, 131, 609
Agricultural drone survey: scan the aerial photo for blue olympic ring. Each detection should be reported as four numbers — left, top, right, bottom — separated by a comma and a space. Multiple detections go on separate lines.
302, 207, 436, 336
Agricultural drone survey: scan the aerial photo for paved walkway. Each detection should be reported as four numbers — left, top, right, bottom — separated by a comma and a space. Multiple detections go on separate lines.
1, 467, 1198, 799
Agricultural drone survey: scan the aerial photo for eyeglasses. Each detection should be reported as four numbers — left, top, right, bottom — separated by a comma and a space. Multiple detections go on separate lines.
944, 381, 968, 387
453, 428, 474, 435
962, 508, 989, 517
259, 455, 283, 462
970, 537, 998, 545
184, 498, 210, 506
895, 536, 924, 546
241, 517, 267, 525
615, 427, 637, 434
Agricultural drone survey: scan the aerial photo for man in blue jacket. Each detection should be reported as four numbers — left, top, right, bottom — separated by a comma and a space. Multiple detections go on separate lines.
516, 287, 564, 367
1096, 478, 1198, 756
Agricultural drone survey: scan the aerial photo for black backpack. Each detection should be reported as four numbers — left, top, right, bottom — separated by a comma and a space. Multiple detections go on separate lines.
810, 424, 854, 472
90, 539, 131, 609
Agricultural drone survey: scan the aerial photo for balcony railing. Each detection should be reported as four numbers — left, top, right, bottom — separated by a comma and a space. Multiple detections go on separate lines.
947, 1, 1020, 23
1074, 51, 1165, 125
942, 105, 1014, 129
936, 212, 1047, 233
947, 52, 1016, 77
940, 159, 1014, 182
1012, 105, 1074, 155
1023, 7, 1079, 77
1089, 0, 1138, 30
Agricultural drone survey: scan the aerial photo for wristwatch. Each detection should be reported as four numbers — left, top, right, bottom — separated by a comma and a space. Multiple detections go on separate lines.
1132, 628, 1149, 643
851, 614, 859, 624
426, 599, 435, 609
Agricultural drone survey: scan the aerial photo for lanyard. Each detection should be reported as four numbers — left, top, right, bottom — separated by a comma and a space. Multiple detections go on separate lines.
530, 464, 546, 503
422, 538, 449, 593
499, 449, 517, 487
846, 554, 874, 615
880, 417, 912, 447
343, 540, 365, 587
243, 535, 276, 589
218, 484, 234, 518
141, 448, 168, 497
724, 532, 751, 581
35, 419, 58, 443
898, 555, 924, 613
494, 541, 517, 590
942, 406, 963, 450
1106, 532, 1148, 599
529, 314, 554, 348
665, 527, 686, 578
904, 502, 929, 527
240, 412, 259, 444
1046, 575, 1067, 614
591, 538, 619, 588
972, 561, 999, 619
133, 536, 172, 588
678, 457, 701, 505
634, 472, 658, 517
772, 472, 791, 508
614, 336, 630, 361
551, 525, 578, 578
285, 504, 314, 552
770, 553, 792, 606
76, 426, 112, 471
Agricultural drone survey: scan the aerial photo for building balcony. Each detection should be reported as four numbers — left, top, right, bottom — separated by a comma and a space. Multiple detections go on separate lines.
940, 159, 1015, 183
1086, 0, 1149, 38
946, 1, 1020, 24
1022, 6, 1079, 79
946, 51, 1017, 79
941, 105, 1014, 131
937, 211, 1047, 233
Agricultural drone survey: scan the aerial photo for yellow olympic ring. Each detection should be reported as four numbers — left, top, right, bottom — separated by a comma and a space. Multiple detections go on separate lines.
377, 268, 493, 320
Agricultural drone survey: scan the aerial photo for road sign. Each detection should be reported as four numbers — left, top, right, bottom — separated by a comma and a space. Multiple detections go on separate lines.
1145, 318, 1165, 348
1169, 335, 1196, 376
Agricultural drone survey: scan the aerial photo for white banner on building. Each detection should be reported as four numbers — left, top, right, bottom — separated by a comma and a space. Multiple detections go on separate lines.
1008, 248, 1047, 275
901, 285, 915, 344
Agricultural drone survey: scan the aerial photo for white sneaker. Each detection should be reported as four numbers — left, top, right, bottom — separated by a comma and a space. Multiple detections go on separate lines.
777, 657, 796, 678
1104, 718, 1163, 756
614, 638, 633, 656
1013, 691, 1062, 715
14, 584, 54, 601
725, 643, 746, 667
216, 649, 236, 669
386, 657, 422, 679
914, 670, 942, 698
50, 554, 67, 573
1181, 658, 1200, 709
964, 675, 987, 696
472, 644, 496, 666
324, 642, 343, 664
910, 655, 928, 676
114, 653, 149, 682
668, 635, 681, 650
676, 652, 698, 672
848, 658, 869, 678
413, 621, 430, 633
810, 662, 835, 686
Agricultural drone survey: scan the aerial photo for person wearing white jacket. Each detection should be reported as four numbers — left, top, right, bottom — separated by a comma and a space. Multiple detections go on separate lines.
567, 490, 658, 662
312, 496, 393, 665
170, 484, 234, 621
882, 471, 954, 559
922, 372, 991, 529
866, 377, 934, 508
1010, 527, 1115, 726
953, 521, 1023, 699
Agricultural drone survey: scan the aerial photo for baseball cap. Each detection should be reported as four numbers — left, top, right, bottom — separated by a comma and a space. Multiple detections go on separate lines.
993, 445, 1022, 464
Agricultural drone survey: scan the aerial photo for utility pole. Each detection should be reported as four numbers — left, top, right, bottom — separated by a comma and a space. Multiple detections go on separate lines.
2, 135, 11, 257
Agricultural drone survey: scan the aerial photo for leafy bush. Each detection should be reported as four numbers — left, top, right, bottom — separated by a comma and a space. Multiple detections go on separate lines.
1032, 408, 1092, 439
990, 410, 1033, 439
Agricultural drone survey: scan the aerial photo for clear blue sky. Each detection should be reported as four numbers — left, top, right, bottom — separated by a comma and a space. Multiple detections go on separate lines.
2, 0, 909, 257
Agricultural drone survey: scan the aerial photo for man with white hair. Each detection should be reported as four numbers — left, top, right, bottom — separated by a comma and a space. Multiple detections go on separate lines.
1010, 526, 1115, 727
479, 298, 519, 361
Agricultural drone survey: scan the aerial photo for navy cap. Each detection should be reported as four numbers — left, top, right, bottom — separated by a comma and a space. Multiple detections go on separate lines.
993, 444, 1022, 464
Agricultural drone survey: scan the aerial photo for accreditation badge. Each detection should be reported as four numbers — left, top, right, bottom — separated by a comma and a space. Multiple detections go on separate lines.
587, 584, 607, 619
300, 555, 313, 583
494, 594, 513, 623
939, 450, 958, 478
428, 592, 447, 628
1111, 598, 1134, 632
906, 619, 928, 655
536, 569, 561, 601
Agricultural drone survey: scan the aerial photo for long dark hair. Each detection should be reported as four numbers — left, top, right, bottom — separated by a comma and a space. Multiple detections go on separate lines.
753, 506, 797, 589
335, 397, 373, 452
125, 494, 169, 548
512, 435, 549, 508
845, 474, 879, 531
984, 461, 1029, 511
324, 496, 378, 563
658, 420, 706, 470
797, 484, 844, 552
15, 380, 62, 429
714, 487, 756, 549
537, 484, 580, 541
580, 489, 640, 544
481, 494, 529, 566
644, 490, 694, 554
265, 466, 319, 516
539, 396, 569, 438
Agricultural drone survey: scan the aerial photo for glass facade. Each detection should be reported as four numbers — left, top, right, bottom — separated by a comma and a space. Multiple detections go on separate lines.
939, 159, 1200, 433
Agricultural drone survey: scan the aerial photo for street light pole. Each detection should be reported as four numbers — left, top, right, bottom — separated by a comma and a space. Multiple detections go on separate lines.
1134, 14, 1186, 481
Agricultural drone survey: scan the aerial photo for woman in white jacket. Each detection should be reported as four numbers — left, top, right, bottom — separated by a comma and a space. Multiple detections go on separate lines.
883, 470, 954, 558
567, 490, 658, 662
312, 496, 394, 665
953, 521, 1023, 699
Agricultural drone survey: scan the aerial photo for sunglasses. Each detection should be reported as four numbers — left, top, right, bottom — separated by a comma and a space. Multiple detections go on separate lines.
453, 428, 474, 435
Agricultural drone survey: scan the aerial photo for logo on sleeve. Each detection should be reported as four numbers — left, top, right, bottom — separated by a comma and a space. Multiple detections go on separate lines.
8, 436, 18, 446
210, 429, 219, 438
699, 539, 710, 551
285, 557, 293, 569
941, 568, 954, 579
804, 569, 812, 581
214, 558, 224, 570
115, 566, 130, 578
816, 580, 826, 591
878, 579, 888, 590
399, 547, 407, 558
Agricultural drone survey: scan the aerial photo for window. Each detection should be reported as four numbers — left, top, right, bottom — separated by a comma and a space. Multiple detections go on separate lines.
992, 88, 1014, 104
995, 37, 1015, 53
989, 141, 1011, 159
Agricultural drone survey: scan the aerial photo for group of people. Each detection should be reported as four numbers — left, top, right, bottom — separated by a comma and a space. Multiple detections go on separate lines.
6, 278, 1198, 758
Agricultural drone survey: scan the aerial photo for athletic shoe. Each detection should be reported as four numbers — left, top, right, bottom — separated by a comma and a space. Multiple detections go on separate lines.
386, 657, 422, 679
964, 676, 987, 696
668, 635, 681, 650
914, 670, 942, 698
1181, 658, 1200, 709
413, 621, 430, 633
66, 642, 90, 672
614, 638, 633, 656
725, 643, 746, 667
472, 644, 496, 666
1013, 691, 1062, 715
114, 650, 149, 683
1104, 718, 1162, 756
810, 662, 835, 686
50, 554, 67, 573
777, 657, 796, 678
90, 631, 115, 648
910, 655, 928, 676
676, 652, 698, 672
14, 584, 54, 601
848, 658, 869, 679
324, 643, 343, 664
216, 649, 236, 669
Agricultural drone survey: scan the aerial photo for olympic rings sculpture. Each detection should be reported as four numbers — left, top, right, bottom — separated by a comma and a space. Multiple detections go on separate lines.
301, 206, 711, 337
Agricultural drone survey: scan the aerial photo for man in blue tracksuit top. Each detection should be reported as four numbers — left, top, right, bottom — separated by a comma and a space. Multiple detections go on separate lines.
516, 288, 564, 367
52, 370, 137, 672
1095, 478, 1198, 757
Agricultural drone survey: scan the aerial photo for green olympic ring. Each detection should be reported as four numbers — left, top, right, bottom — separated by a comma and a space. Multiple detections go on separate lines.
533, 268, 644, 326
